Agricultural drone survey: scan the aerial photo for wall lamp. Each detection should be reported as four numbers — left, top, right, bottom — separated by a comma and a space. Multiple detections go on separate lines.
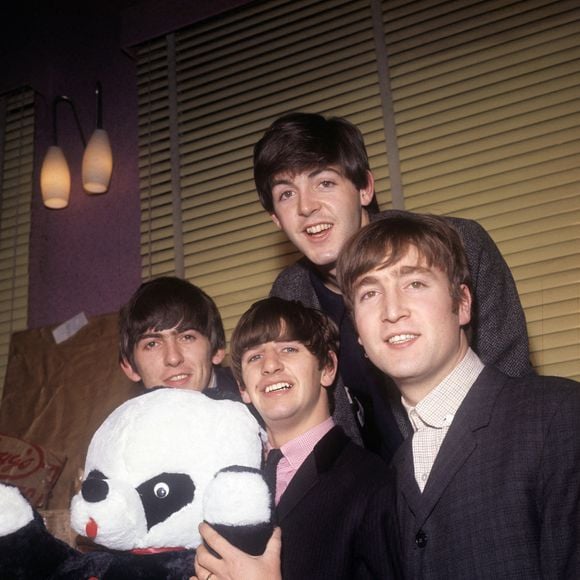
40, 82, 113, 209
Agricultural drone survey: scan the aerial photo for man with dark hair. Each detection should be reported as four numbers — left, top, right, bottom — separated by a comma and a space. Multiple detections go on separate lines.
336, 214, 580, 577
254, 111, 533, 462
118, 276, 237, 395
194, 297, 398, 580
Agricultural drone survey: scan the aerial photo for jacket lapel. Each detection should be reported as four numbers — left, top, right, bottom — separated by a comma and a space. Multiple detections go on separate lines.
396, 366, 508, 526
276, 426, 348, 522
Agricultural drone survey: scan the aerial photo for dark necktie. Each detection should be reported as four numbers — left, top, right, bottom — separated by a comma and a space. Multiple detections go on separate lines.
264, 448, 283, 495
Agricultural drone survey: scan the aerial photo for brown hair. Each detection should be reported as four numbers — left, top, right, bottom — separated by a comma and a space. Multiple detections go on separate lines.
253, 112, 378, 214
337, 213, 472, 313
230, 297, 339, 389
119, 276, 225, 370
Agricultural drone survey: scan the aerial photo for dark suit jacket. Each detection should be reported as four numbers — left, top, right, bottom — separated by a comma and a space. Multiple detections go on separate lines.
271, 210, 533, 455
277, 426, 400, 579
391, 366, 580, 579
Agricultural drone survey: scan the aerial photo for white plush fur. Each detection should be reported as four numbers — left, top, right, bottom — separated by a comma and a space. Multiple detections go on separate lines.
0, 484, 34, 535
70, 389, 267, 550
204, 469, 271, 526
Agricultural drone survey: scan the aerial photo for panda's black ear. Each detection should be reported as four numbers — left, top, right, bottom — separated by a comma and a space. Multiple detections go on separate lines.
203, 467, 274, 557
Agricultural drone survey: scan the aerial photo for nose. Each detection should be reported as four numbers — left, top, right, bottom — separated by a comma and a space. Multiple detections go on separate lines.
261, 347, 282, 375
164, 338, 184, 367
297, 190, 319, 217
381, 289, 409, 323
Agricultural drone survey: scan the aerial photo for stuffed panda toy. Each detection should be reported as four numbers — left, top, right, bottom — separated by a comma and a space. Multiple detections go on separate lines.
0, 388, 274, 579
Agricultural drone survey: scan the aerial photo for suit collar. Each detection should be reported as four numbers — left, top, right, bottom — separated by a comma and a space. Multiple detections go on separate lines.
276, 426, 348, 521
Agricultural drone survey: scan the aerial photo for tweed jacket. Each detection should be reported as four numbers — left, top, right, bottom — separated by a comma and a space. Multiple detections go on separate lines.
391, 366, 580, 579
270, 210, 533, 445
277, 426, 400, 579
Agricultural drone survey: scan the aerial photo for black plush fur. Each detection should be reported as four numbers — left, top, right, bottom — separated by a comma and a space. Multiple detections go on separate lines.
0, 504, 198, 580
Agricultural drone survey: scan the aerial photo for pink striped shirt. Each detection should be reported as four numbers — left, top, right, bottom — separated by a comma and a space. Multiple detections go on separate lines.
268, 417, 334, 505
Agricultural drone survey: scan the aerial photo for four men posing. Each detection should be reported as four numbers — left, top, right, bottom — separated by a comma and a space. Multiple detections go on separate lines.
118, 112, 579, 578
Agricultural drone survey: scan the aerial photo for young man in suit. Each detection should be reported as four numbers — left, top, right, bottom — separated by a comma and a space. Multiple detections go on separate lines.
254, 112, 533, 463
337, 213, 580, 577
118, 276, 237, 396
194, 297, 398, 580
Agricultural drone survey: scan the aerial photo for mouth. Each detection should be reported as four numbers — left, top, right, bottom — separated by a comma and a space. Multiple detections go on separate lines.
264, 382, 293, 393
305, 223, 332, 236
85, 517, 98, 539
165, 373, 191, 385
386, 334, 418, 345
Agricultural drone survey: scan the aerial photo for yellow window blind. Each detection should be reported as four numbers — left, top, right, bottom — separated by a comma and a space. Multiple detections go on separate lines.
136, 0, 392, 346
382, 0, 580, 379
0, 87, 34, 397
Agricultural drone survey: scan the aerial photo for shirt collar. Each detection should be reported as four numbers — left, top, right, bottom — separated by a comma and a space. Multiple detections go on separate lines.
402, 348, 484, 431
269, 417, 335, 469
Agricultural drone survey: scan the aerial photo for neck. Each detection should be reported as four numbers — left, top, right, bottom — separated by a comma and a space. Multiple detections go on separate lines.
321, 268, 341, 294
317, 207, 370, 294
399, 341, 470, 406
267, 413, 331, 448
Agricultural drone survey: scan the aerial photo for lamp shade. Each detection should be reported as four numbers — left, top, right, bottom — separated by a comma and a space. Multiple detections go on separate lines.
40, 145, 71, 209
82, 128, 113, 194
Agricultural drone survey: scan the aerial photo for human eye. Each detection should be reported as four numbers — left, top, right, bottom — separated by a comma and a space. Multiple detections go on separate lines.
244, 352, 262, 364
407, 280, 427, 290
140, 338, 159, 351
275, 188, 294, 202
281, 345, 299, 354
179, 331, 198, 342
357, 288, 378, 303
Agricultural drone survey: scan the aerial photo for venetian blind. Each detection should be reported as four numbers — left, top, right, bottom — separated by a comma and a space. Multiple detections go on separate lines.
136, 0, 392, 345
382, 0, 580, 380
0, 87, 34, 396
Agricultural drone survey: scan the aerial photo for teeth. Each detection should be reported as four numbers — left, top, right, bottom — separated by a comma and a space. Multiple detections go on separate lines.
306, 223, 332, 235
169, 374, 188, 381
388, 334, 417, 344
265, 382, 292, 393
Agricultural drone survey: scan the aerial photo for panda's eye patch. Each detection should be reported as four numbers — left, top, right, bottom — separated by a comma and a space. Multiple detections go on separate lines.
137, 472, 195, 530
154, 482, 169, 498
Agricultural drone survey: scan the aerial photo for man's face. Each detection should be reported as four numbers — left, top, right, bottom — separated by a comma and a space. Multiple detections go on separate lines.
239, 339, 337, 439
270, 167, 373, 277
121, 326, 225, 391
352, 246, 471, 405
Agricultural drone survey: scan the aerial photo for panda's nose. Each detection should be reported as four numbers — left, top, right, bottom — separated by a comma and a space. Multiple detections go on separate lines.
82, 477, 109, 503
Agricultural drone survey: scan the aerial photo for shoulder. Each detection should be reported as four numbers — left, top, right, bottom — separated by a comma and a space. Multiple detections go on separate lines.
486, 369, 580, 426
320, 427, 390, 483
212, 366, 241, 401
375, 209, 487, 239
271, 259, 309, 286
270, 259, 320, 306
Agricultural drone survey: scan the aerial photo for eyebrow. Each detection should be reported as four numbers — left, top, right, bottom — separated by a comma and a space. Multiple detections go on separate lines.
271, 167, 342, 187
355, 264, 434, 288
138, 328, 196, 341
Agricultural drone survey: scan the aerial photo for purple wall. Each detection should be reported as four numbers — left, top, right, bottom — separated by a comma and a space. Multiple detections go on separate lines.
2, 0, 252, 329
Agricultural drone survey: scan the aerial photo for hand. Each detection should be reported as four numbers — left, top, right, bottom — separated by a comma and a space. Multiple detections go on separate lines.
193, 522, 282, 580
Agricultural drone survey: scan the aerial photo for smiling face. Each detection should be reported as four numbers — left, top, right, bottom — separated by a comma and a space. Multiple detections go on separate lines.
239, 340, 337, 445
352, 246, 472, 405
270, 166, 374, 282
121, 326, 225, 391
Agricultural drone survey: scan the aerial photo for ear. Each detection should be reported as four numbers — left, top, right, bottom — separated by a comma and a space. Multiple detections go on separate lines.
120, 359, 142, 383
321, 351, 338, 388
458, 284, 472, 327
359, 170, 375, 208
239, 385, 252, 404
270, 212, 282, 230
211, 348, 226, 365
